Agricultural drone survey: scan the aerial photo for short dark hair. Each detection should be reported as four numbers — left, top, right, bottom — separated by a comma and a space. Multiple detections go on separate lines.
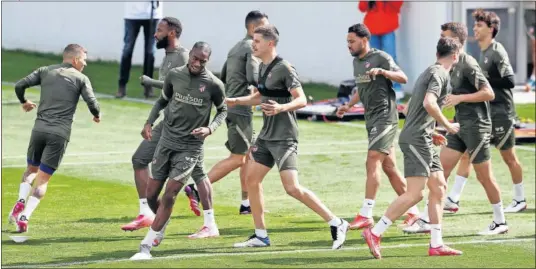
436, 37, 462, 58
192, 41, 212, 57
254, 25, 280, 46
440, 22, 468, 45
348, 23, 371, 39
63, 44, 86, 58
245, 10, 268, 29
472, 9, 501, 38
162, 17, 183, 38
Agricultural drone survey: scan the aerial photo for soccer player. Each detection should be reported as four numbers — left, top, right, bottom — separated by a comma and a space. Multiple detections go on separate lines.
405, 22, 508, 236
187, 10, 269, 216
130, 42, 227, 260
337, 23, 419, 229
229, 25, 349, 249
362, 36, 463, 259
121, 17, 192, 232
444, 9, 526, 214
8, 44, 101, 232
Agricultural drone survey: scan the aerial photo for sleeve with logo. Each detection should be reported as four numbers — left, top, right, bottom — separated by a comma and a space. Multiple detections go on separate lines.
381, 52, 401, 72
207, 78, 228, 134
464, 56, 490, 91
79, 75, 100, 117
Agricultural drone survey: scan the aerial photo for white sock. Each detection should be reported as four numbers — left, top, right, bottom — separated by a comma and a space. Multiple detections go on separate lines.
359, 199, 375, 218
141, 227, 159, 247
513, 183, 525, 201
255, 229, 268, 238
328, 217, 342, 227
430, 224, 444, 248
420, 200, 430, 222
18, 182, 32, 203
448, 175, 467, 202
20, 196, 40, 220
241, 199, 250, 207
203, 209, 216, 227
407, 205, 419, 215
371, 216, 392, 237
492, 201, 506, 224
139, 198, 154, 216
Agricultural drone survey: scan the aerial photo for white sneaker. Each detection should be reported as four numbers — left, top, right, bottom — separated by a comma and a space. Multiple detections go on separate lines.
443, 197, 460, 213
402, 218, 431, 234
504, 199, 527, 213
130, 244, 152, 260
188, 225, 220, 239
233, 234, 271, 248
477, 221, 508, 235
331, 219, 349, 250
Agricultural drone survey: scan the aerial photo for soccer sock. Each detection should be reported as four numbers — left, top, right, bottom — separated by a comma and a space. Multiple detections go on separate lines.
430, 224, 443, 248
139, 198, 154, 216
241, 199, 250, 207
492, 201, 506, 224
20, 196, 40, 220
359, 199, 375, 218
371, 216, 392, 237
513, 183, 525, 201
203, 209, 216, 227
328, 217, 343, 227
407, 205, 420, 215
448, 175, 467, 202
141, 227, 159, 247
255, 229, 268, 238
419, 200, 430, 222
18, 182, 32, 203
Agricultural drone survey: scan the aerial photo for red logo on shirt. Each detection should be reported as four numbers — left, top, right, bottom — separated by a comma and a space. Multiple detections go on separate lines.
199, 84, 206, 92
365, 62, 371, 68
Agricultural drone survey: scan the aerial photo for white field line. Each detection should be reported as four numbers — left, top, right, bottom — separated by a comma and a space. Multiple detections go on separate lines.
2, 149, 367, 168
1, 140, 370, 160
1, 237, 533, 268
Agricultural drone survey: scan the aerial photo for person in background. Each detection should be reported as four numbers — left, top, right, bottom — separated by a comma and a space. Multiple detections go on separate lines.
525, 23, 535, 92
358, 1, 404, 97
117, 1, 163, 99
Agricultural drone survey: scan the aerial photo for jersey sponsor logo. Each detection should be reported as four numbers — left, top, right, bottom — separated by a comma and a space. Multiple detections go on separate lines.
355, 74, 372, 83
174, 92, 204, 106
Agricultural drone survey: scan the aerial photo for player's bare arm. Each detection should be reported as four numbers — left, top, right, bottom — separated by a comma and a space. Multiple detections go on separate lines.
423, 92, 459, 134
445, 63, 494, 107
140, 75, 164, 89
227, 90, 262, 107
369, 68, 408, 84
261, 87, 306, 116
336, 90, 360, 118
80, 77, 101, 122
14, 67, 44, 112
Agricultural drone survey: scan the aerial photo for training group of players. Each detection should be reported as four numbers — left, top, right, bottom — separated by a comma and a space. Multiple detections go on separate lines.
9, 8, 528, 260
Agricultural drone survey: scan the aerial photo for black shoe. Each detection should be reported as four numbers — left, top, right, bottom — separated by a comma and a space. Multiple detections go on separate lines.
239, 205, 251, 215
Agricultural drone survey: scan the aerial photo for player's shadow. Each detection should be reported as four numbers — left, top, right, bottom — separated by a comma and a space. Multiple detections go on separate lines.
251, 256, 374, 266
1, 235, 140, 246
213, 226, 326, 237
76, 214, 197, 224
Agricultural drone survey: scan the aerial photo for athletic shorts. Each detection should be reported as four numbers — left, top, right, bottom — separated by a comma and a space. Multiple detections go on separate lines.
27, 130, 69, 170
446, 126, 491, 164
132, 122, 163, 169
250, 139, 298, 171
367, 124, 398, 154
150, 144, 206, 184
490, 119, 515, 151
399, 142, 442, 178
225, 113, 254, 155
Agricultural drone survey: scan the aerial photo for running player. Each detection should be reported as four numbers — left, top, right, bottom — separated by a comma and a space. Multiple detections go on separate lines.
121, 17, 192, 232
362, 36, 463, 259
405, 22, 508, 235
230, 25, 349, 249
337, 23, 419, 229
187, 10, 269, 216
444, 9, 526, 214
130, 42, 227, 260
8, 44, 101, 233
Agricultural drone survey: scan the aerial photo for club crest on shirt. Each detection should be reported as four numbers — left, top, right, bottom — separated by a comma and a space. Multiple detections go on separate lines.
365, 62, 371, 68
168, 62, 172, 68
484, 57, 488, 64
251, 145, 258, 152
199, 84, 206, 92
268, 72, 272, 78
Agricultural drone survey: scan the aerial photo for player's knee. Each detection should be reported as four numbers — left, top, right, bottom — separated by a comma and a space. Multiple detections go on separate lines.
283, 184, 301, 197
501, 151, 520, 168
160, 193, 176, 209
230, 154, 246, 167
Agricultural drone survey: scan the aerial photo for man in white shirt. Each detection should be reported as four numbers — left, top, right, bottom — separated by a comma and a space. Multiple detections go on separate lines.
117, 1, 164, 99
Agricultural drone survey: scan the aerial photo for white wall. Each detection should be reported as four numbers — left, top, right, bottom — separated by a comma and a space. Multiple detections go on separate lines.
1, 1, 452, 90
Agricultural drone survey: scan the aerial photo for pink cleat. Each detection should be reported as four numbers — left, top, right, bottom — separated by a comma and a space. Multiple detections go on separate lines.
9, 200, 25, 224
188, 225, 220, 239
121, 215, 154, 231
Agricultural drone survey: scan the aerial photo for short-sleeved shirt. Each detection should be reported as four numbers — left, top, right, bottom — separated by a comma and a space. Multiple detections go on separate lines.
479, 40, 516, 120
257, 59, 302, 142
353, 48, 400, 128
159, 66, 226, 150
449, 52, 492, 128
399, 63, 450, 145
